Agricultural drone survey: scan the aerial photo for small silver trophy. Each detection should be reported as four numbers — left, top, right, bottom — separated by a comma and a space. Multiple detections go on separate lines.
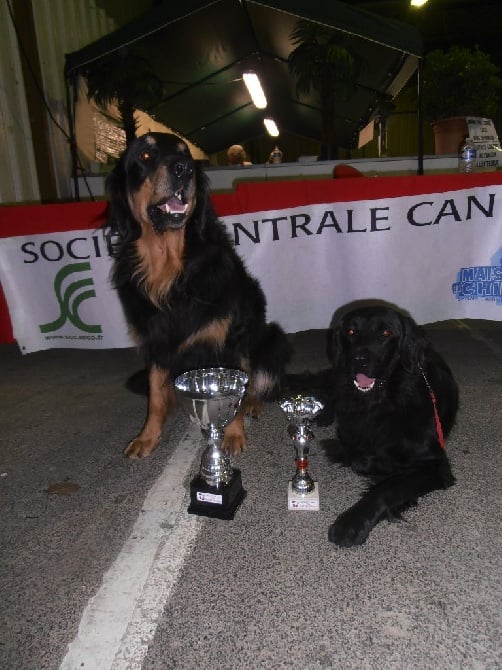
174, 368, 248, 519
279, 395, 324, 511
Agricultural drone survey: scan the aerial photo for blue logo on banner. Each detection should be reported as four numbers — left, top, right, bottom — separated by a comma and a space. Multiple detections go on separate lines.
452, 247, 502, 305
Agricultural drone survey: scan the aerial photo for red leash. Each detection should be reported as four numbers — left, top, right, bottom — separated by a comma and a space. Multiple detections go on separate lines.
419, 365, 446, 449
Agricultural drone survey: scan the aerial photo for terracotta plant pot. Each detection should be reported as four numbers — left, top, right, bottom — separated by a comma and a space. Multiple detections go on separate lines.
432, 117, 468, 155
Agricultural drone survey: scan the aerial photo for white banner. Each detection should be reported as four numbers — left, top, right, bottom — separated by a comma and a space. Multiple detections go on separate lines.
0, 231, 133, 353
219, 185, 502, 332
0, 183, 501, 353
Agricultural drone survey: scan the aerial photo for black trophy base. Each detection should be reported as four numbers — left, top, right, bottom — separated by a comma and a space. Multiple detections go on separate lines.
187, 469, 246, 520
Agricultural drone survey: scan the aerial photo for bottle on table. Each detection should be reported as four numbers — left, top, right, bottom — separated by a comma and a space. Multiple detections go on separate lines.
458, 136, 476, 173
269, 146, 283, 163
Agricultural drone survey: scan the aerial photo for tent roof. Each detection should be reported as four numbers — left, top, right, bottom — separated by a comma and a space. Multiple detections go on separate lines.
65, 0, 423, 154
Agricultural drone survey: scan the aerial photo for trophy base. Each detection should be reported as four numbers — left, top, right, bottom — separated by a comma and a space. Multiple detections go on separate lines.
187, 469, 246, 520
287, 481, 320, 511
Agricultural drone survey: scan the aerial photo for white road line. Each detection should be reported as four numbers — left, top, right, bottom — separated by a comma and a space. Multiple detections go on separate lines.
59, 424, 202, 670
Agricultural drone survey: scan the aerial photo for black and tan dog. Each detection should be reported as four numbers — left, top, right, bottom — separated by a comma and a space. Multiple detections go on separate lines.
105, 132, 290, 458
317, 304, 459, 547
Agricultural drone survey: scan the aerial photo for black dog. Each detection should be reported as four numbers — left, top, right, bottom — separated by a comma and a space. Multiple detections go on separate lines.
104, 132, 290, 458
319, 304, 458, 547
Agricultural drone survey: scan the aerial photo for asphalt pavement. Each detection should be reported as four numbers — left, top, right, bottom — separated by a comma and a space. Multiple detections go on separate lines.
1, 321, 501, 670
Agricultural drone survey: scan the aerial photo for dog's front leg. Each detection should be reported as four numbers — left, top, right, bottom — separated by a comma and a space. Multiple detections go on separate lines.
328, 497, 384, 547
124, 366, 175, 459
223, 410, 248, 456
222, 394, 263, 455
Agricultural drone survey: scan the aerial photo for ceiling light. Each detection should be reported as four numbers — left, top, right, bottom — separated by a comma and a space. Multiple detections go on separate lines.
264, 118, 279, 136
410, 0, 429, 7
243, 71, 267, 109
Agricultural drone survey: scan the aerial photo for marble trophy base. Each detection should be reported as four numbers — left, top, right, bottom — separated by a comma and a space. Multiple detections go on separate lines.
188, 469, 247, 520
287, 481, 320, 511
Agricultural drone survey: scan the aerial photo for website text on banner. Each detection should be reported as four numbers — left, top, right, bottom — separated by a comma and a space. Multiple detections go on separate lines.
0, 174, 501, 353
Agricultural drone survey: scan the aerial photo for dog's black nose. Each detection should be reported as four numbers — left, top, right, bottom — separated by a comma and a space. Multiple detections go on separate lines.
173, 161, 193, 179
354, 351, 368, 366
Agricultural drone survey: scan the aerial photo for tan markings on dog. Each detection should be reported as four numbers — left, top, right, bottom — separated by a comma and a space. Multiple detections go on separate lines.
128, 175, 155, 224
221, 355, 263, 454
124, 366, 175, 459
237, 357, 264, 418
241, 394, 263, 419
223, 411, 248, 455
133, 222, 185, 307
178, 316, 231, 352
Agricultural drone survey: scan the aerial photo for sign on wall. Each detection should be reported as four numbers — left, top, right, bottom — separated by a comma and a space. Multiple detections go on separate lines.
467, 117, 502, 171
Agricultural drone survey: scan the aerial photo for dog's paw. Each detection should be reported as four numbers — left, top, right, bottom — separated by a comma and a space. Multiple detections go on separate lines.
124, 435, 160, 459
328, 508, 372, 547
243, 396, 263, 419
222, 422, 248, 456
222, 433, 248, 456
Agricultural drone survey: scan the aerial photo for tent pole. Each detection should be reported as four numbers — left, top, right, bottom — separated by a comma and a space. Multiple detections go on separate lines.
417, 58, 424, 176
65, 71, 80, 201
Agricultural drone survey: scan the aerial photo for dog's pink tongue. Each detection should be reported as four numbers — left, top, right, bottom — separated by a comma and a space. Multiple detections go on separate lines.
166, 196, 185, 213
356, 373, 375, 388
157, 197, 185, 214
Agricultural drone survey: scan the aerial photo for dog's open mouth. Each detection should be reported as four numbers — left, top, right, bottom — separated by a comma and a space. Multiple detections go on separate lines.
157, 191, 188, 217
353, 373, 376, 393
148, 190, 189, 230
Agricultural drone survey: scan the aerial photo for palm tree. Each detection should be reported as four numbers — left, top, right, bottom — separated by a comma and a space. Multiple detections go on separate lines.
288, 20, 358, 159
83, 50, 163, 145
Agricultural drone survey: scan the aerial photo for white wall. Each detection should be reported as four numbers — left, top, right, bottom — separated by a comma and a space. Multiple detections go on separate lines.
0, 1, 40, 203
0, 0, 115, 204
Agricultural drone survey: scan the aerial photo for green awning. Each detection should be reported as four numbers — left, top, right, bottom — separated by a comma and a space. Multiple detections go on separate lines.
65, 0, 423, 154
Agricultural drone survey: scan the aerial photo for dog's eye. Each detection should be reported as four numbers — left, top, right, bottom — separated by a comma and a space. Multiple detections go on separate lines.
382, 329, 392, 337
139, 150, 152, 162
347, 328, 356, 337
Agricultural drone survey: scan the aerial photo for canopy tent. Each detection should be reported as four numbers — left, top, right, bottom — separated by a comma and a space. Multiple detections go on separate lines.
65, 0, 423, 159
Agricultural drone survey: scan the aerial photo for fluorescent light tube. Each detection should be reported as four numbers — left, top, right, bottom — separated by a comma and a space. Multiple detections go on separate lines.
264, 118, 279, 136
243, 71, 267, 109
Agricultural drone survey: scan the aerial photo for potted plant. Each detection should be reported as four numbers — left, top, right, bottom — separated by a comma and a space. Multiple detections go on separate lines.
421, 45, 502, 154
83, 49, 163, 146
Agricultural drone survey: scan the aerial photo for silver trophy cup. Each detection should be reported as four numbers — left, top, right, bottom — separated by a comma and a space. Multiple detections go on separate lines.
175, 368, 248, 519
279, 395, 324, 510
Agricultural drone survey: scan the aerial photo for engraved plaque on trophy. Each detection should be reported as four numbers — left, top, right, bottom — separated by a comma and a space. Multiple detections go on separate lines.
174, 368, 248, 520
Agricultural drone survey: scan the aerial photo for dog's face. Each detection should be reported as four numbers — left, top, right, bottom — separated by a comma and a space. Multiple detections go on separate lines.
113, 132, 198, 234
331, 306, 426, 394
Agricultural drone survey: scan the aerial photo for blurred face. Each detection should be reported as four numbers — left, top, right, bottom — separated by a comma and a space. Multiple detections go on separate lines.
227, 145, 245, 164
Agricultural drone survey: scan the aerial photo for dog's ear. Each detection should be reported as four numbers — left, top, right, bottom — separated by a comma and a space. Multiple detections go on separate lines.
191, 163, 213, 233
327, 318, 344, 367
399, 314, 427, 372
104, 161, 141, 246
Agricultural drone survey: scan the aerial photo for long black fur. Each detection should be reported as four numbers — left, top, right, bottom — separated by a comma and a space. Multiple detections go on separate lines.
318, 303, 458, 547
104, 132, 291, 457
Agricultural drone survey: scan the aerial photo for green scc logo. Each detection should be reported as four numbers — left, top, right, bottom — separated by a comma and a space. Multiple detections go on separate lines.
39, 262, 103, 334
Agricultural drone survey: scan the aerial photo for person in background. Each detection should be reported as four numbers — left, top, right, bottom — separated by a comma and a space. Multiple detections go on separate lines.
227, 144, 252, 166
